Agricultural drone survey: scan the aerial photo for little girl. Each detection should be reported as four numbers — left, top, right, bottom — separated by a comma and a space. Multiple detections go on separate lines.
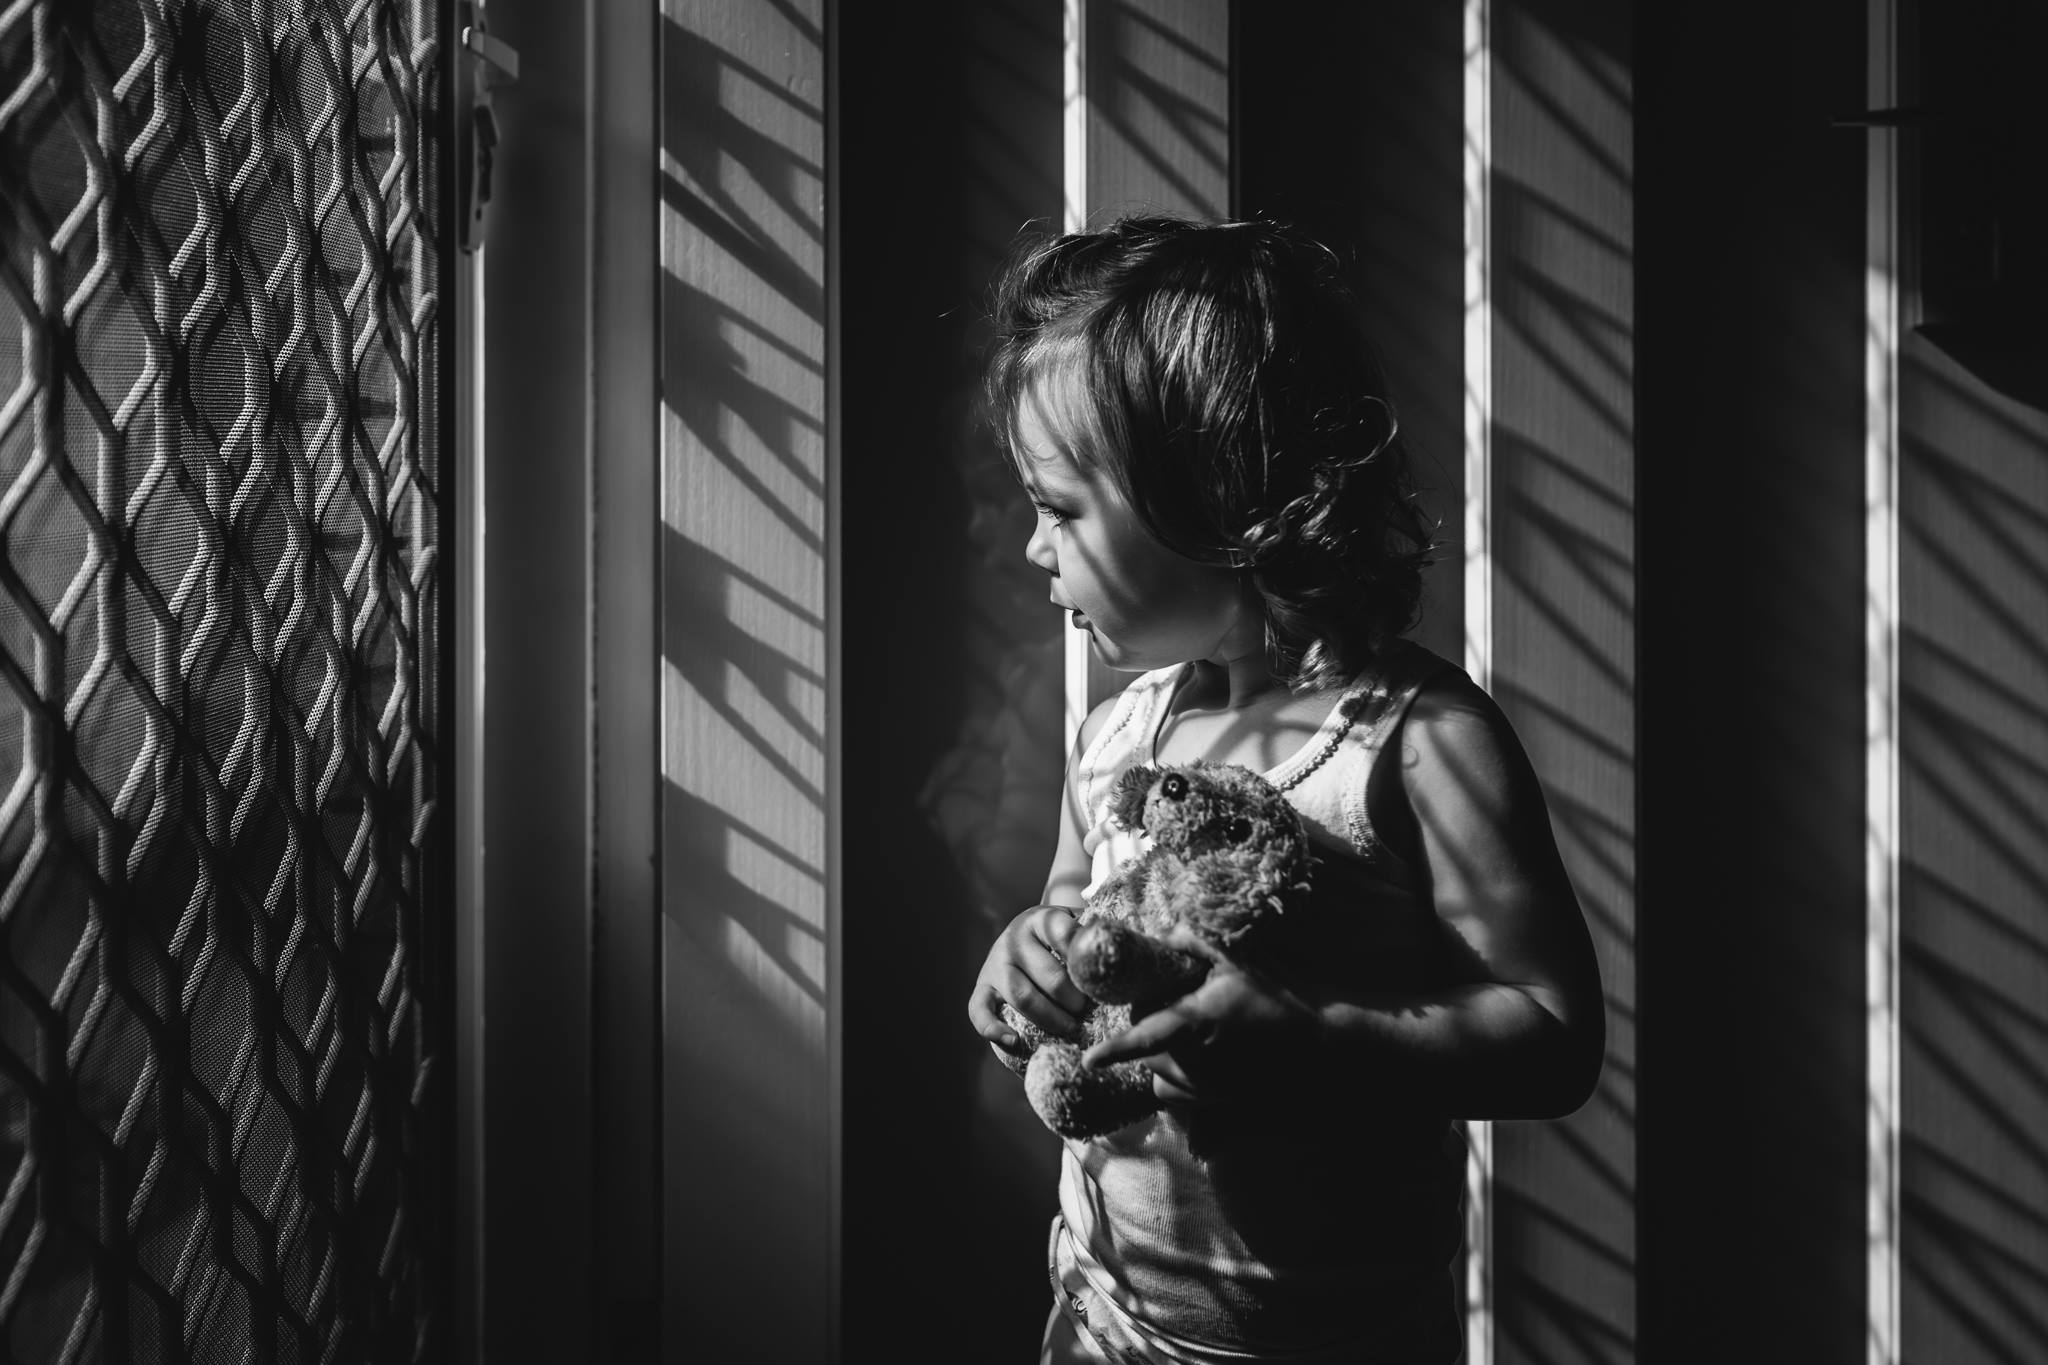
966, 216, 1606, 1364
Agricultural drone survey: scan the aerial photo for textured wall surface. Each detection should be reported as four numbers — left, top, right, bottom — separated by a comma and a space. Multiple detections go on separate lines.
1899, 336, 2048, 1365
660, 1, 832, 1357
1487, 4, 1637, 1361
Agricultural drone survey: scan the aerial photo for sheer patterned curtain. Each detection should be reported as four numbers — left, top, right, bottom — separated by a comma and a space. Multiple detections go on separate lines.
0, 1, 450, 1358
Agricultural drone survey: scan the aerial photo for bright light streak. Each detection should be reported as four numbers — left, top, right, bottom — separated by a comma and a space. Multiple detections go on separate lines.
1463, 4, 1494, 1363
1063, 0, 1087, 238
1062, 0, 1092, 745
1864, 4, 1900, 1362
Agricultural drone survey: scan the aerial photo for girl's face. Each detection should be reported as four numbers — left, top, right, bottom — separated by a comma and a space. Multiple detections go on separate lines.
1013, 381, 1250, 673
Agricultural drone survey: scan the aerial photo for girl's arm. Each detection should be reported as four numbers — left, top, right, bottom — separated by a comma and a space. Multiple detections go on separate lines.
1087, 672, 1606, 1120
1038, 695, 1115, 908
1318, 669, 1604, 1116
965, 693, 1120, 1048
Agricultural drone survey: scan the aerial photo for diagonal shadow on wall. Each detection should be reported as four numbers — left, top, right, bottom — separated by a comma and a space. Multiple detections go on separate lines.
1898, 336, 2048, 1365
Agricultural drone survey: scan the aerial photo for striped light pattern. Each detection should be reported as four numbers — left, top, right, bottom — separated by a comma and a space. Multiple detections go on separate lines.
1462, 2, 1495, 1362
1863, 0, 1900, 1361
1062, 0, 1093, 741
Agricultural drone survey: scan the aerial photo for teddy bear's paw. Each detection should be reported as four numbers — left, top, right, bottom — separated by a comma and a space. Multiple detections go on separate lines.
1067, 919, 1208, 1008
1024, 1041, 1158, 1140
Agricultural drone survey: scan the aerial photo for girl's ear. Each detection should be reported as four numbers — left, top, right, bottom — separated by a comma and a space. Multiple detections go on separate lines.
1108, 766, 1160, 831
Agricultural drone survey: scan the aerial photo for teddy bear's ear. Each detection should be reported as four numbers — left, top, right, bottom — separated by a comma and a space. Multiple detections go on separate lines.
1108, 765, 1160, 831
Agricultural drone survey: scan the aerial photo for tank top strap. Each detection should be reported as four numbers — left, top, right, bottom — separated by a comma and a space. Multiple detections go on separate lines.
1074, 645, 1456, 865
1352, 639, 1453, 748
1332, 639, 1457, 857
1074, 665, 1187, 833
1263, 640, 1455, 860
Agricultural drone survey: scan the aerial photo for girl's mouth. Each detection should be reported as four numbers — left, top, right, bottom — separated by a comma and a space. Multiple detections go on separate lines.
1071, 610, 1089, 629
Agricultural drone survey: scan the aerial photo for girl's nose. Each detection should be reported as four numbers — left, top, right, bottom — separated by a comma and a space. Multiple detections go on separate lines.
1024, 516, 1059, 575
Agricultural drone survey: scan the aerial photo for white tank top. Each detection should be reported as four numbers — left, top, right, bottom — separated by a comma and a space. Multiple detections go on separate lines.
1076, 638, 1448, 901
1058, 638, 1468, 1359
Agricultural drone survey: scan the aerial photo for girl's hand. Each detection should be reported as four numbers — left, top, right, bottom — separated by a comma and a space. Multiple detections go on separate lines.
967, 904, 1093, 1054
1082, 930, 1319, 1106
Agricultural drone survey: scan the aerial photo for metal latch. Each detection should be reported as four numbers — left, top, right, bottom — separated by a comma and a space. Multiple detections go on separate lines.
459, 13, 519, 252
463, 26, 520, 83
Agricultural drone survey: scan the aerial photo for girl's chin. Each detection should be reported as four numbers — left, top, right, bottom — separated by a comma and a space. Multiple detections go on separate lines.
1069, 618, 1194, 673
1085, 635, 1174, 675
1080, 629, 1128, 669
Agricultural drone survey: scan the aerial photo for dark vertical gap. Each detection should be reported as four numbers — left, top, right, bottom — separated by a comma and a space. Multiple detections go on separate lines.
1232, 4, 1466, 696
480, 0, 597, 1355
838, 3, 976, 1342
1635, 3, 1869, 1361
585, 0, 662, 1352
838, 3, 1065, 1359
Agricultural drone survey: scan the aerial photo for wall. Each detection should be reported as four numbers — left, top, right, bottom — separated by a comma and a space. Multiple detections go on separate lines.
1486, 3, 1638, 1359
659, 2, 834, 1360
1899, 334, 2048, 1365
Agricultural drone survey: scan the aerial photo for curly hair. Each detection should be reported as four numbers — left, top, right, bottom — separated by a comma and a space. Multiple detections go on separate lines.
984, 214, 1438, 691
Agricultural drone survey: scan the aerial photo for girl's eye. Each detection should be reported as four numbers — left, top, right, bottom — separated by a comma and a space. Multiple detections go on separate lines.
1032, 500, 1068, 527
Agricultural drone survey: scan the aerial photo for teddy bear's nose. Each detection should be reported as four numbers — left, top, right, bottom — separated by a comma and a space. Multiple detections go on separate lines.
1160, 773, 1189, 800
1224, 816, 1252, 843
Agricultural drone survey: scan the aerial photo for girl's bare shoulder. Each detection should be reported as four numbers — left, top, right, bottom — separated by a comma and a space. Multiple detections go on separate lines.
1401, 664, 1507, 738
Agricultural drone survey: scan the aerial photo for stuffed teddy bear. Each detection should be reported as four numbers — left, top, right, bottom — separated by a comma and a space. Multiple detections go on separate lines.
996, 759, 1314, 1140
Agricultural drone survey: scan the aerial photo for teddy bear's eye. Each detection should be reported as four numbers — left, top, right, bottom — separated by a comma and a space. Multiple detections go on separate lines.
1224, 815, 1253, 843
1160, 773, 1189, 800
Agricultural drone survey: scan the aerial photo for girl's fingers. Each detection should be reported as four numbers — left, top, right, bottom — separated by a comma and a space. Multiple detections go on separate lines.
1040, 907, 1079, 955
1001, 963, 1084, 1038
1026, 908, 1089, 1011
1026, 939, 1092, 1016
966, 985, 1022, 1048
1084, 1006, 1189, 1070
1084, 1016, 1206, 1103
968, 905, 1094, 1049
